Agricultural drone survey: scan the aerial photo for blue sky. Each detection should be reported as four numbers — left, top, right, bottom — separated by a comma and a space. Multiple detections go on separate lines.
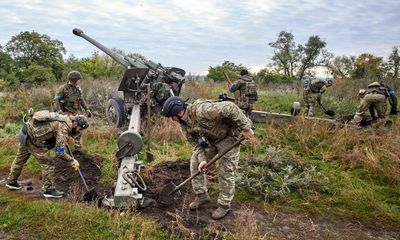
1, 0, 399, 75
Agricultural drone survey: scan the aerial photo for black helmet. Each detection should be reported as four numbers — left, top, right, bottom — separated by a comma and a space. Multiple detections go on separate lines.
161, 96, 186, 117
240, 69, 249, 76
75, 115, 89, 129
67, 71, 82, 81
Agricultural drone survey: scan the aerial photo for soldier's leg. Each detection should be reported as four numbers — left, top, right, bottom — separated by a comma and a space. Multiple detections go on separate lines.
351, 96, 370, 125
303, 93, 310, 115
31, 149, 56, 191
7, 143, 31, 184
73, 132, 82, 150
373, 95, 387, 127
308, 94, 316, 117
216, 140, 240, 207
190, 147, 208, 194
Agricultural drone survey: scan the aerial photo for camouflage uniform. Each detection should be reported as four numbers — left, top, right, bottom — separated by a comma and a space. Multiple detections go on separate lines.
7, 111, 75, 191
179, 100, 252, 207
352, 82, 387, 126
303, 78, 329, 116
54, 83, 89, 149
229, 74, 258, 116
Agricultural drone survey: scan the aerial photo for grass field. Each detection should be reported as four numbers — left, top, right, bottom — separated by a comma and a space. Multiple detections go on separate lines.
0, 79, 399, 239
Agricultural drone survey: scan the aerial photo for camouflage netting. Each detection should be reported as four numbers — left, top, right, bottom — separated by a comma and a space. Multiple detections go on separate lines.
236, 146, 330, 201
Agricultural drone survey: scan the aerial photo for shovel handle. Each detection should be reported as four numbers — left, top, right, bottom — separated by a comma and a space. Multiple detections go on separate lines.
169, 136, 245, 195
66, 145, 90, 192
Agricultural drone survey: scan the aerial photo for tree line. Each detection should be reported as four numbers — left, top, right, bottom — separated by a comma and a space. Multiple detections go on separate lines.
1, 30, 399, 89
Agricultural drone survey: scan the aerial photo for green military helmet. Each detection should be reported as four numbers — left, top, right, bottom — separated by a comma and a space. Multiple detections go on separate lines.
67, 71, 82, 81
367, 81, 381, 88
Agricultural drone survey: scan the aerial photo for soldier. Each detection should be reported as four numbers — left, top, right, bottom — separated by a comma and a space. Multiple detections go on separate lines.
5, 110, 89, 198
54, 70, 91, 150
161, 96, 254, 220
351, 82, 387, 127
229, 69, 258, 116
303, 77, 333, 116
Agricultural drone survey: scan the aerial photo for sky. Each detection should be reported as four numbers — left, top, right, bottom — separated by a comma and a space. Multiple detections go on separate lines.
0, 0, 399, 75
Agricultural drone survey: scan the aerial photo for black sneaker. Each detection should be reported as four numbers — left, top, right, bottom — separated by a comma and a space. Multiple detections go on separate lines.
43, 189, 65, 198
6, 182, 22, 190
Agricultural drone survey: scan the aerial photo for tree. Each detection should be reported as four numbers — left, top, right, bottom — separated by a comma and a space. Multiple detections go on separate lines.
328, 55, 356, 79
21, 64, 56, 84
268, 31, 299, 81
269, 32, 333, 86
256, 68, 291, 84
297, 35, 333, 81
206, 61, 247, 82
0, 45, 18, 85
388, 46, 400, 79
352, 53, 382, 80
5, 31, 65, 79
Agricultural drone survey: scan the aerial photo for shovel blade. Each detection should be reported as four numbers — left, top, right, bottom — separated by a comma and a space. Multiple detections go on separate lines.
325, 110, 335, 117
159, 182, 180, 206
83, 189, 99, 202
146, 151, 154, 162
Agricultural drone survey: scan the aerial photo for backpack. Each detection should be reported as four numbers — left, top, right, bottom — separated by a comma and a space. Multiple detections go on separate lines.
28, 111, 68, 148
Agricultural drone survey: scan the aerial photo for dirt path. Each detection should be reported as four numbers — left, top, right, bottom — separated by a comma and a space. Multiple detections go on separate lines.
1, 155, 399, 239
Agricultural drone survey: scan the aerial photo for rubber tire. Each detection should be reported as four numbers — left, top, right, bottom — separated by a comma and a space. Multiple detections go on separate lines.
106, 97, 126, 128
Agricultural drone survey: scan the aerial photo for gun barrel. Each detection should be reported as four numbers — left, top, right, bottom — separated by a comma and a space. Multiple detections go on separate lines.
73, 28, 130, 68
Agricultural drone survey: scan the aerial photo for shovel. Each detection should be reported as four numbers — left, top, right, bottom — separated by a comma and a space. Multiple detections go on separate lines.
317, 100, 335, 117
66, 146, 99, 202
159, 136, 245, 205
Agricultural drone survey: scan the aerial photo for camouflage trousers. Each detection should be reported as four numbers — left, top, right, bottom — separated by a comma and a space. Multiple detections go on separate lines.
7, 140, 56, 191
303, 91, 319, 117
237, 101, 253, 117
351, 93, 386, 126
190, 137, 240, 206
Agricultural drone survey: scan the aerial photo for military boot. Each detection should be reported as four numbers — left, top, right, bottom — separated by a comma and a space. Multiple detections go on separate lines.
211, 204, 230, 220
43, 189, 65, 198
6, 181, 22, 190
189, 193, 210, 210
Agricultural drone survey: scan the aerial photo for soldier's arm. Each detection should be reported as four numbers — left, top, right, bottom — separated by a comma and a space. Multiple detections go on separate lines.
78, 87, 89, 111
54, 86, 64, 112
229, 80, 243, 93
54, 122, 74, 162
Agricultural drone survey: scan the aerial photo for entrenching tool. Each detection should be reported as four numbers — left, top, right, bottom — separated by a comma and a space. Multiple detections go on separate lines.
159, 136, 246, 205
317, 100, 335, 117
66, 146, 98, 201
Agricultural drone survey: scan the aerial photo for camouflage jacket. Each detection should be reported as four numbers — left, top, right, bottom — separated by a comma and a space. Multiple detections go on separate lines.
54, 83, 88, 113
27, 112, 74, 162
229, 74, 258, 108
304, 79, 328, 94
179, 99, 252, 146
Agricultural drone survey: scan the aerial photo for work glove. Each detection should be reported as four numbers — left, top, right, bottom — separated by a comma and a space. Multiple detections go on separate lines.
71, 159, 80, 171
198, 160, 208, 173
86, 110, 92, 118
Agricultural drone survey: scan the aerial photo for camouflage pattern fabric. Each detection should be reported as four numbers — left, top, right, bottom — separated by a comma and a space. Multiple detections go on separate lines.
351, 93, 386, 126
54, 83, 88, 148
7, 113, 74, 191
54, 83, 88, 114
179, 100, 252, 206
303, 91, 320, 117
303, 79, 329, 116
229, 75, 258, 116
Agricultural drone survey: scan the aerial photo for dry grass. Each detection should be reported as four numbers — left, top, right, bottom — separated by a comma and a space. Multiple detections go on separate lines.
256, 118, 400, 185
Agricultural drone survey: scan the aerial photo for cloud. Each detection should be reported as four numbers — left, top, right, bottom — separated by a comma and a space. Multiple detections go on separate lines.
0, 0, 399, 73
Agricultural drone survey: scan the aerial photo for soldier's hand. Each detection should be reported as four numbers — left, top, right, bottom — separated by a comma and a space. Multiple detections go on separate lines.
242, 129, 254, 139
198, 161, 208, 173
71, 159, 80, 171
86, 110, 92, 118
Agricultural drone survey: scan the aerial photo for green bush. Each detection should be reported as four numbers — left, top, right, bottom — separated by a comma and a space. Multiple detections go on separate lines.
21, 64, 56, 85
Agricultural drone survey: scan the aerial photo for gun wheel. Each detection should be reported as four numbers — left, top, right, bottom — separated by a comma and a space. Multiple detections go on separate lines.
106, 97, 126, 128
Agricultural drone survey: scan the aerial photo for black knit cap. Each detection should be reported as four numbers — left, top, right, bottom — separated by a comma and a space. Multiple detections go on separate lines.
161, 96, 186, 117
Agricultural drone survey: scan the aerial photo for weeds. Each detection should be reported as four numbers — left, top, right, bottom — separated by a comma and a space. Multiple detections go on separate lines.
237, 145, 329, 202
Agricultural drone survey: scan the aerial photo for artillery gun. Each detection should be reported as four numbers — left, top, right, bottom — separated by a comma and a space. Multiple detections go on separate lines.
73, 28, 186, 208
